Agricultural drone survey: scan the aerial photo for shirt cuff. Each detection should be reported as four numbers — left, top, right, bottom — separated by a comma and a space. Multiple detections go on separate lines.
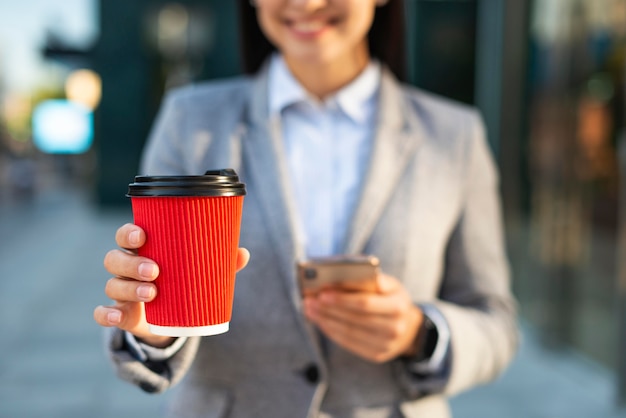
124, 331, 188, 362
405, 303, 451, 375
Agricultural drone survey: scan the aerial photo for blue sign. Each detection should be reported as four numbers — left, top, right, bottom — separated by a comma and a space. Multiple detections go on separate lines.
32, 100, 93, 154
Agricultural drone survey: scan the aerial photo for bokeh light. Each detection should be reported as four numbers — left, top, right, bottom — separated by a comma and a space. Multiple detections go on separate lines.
65, 69, 102, 110
32, 99, 93, 154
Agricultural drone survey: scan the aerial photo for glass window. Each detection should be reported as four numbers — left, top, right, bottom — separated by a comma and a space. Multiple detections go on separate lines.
519, 0, 625, 368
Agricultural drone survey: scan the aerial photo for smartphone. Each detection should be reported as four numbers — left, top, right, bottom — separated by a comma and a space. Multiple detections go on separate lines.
296, 255, 380, 296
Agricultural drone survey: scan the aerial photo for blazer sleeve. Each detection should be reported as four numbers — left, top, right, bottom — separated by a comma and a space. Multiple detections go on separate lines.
433, 113, 519, 396
105, 328, 201, 394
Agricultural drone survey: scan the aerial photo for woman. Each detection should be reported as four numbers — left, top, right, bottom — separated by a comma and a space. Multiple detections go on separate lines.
94, 0, 518, 417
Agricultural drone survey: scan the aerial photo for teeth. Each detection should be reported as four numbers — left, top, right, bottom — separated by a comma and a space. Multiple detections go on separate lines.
292, 20, 326, 32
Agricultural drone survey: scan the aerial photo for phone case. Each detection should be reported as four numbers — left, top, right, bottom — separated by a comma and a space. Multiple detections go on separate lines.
297, 255, 380, 295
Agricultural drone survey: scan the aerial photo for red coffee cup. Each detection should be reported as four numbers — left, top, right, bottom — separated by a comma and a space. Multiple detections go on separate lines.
127, 169, 246, 337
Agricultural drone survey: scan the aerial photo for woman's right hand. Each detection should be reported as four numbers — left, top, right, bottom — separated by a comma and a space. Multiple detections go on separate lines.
93, 223, 250, 348
94, 223, 171, 347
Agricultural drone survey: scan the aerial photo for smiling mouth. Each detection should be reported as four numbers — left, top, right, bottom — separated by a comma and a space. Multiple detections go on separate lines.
285, 17, 340, 37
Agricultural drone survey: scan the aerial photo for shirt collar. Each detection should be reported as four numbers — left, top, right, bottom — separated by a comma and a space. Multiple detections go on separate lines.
268, 53, 381, 123
333, 59, 380, 123
268, 54, 309, 116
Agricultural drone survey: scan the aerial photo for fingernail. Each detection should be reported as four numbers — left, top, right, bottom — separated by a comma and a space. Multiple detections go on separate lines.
137, 285, 155, 301
129, 230, 140, 245
107, 310, 121, 324
138, 263, 158, 279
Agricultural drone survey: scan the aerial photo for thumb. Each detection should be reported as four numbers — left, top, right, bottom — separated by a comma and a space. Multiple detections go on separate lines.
376, 273, 401, 294
236, 247, 250, 272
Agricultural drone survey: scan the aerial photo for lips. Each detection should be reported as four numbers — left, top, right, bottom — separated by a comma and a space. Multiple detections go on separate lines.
291, 20, 327, 33
284, 17, 339, 38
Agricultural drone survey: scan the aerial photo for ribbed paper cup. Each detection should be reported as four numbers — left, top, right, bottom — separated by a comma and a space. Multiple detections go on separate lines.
127, 169, 246, 337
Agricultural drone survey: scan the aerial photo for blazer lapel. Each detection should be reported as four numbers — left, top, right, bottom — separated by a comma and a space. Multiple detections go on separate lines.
244, 66, 306, 283
242, 67, 329, 362
344, 69, 423, 254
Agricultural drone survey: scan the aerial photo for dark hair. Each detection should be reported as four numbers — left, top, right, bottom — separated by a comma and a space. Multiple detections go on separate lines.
237, 0, 406, 81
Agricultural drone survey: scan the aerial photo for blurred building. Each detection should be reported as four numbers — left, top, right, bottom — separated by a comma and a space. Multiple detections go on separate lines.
1, 0, 622, 409
91, 0, 241, 206
515, 0, 626, 402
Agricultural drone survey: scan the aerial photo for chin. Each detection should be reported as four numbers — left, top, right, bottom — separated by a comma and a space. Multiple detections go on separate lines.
283, 45, 342, 67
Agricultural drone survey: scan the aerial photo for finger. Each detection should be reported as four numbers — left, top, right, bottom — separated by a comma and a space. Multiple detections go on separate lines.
103, 249, 159, 282
94, 303, 143, 329
305, 294, 422, 342
310, 306, 416, 363
316, 290, 402, 316
105, 276, 157, 303
304, 296, 385, 329
94, 302, 149, 335
236, 248, 250, 272
115, 223, 146, 250
307, 296, 413, 343
309, 309, 392, 362
376, 274, 402, 294
94, 305, 124, 327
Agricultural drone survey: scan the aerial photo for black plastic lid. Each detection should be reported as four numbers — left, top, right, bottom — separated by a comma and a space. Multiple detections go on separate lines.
127, 169, 246, 197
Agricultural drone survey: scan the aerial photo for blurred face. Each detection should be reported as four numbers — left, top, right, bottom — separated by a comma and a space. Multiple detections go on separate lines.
255, 0, 379, 67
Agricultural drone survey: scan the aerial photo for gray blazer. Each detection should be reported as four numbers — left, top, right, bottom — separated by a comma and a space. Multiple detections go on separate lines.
106, 65, 518, 418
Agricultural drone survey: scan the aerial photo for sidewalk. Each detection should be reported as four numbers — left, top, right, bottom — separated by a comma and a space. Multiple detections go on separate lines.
0, 188, 171, 418
450, 327, 626, 417
0, 187, 625, 418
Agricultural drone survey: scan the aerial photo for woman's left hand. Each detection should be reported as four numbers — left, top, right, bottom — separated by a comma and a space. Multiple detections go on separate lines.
303, 274, 423, 363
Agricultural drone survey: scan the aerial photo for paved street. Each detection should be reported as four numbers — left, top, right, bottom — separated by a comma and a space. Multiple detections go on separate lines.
0, 186, 625, 418
0, 188, 173, 418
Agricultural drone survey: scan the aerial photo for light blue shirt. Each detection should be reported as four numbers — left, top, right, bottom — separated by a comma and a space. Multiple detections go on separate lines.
268, 54, 380, 257
268, 54, 451, 386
